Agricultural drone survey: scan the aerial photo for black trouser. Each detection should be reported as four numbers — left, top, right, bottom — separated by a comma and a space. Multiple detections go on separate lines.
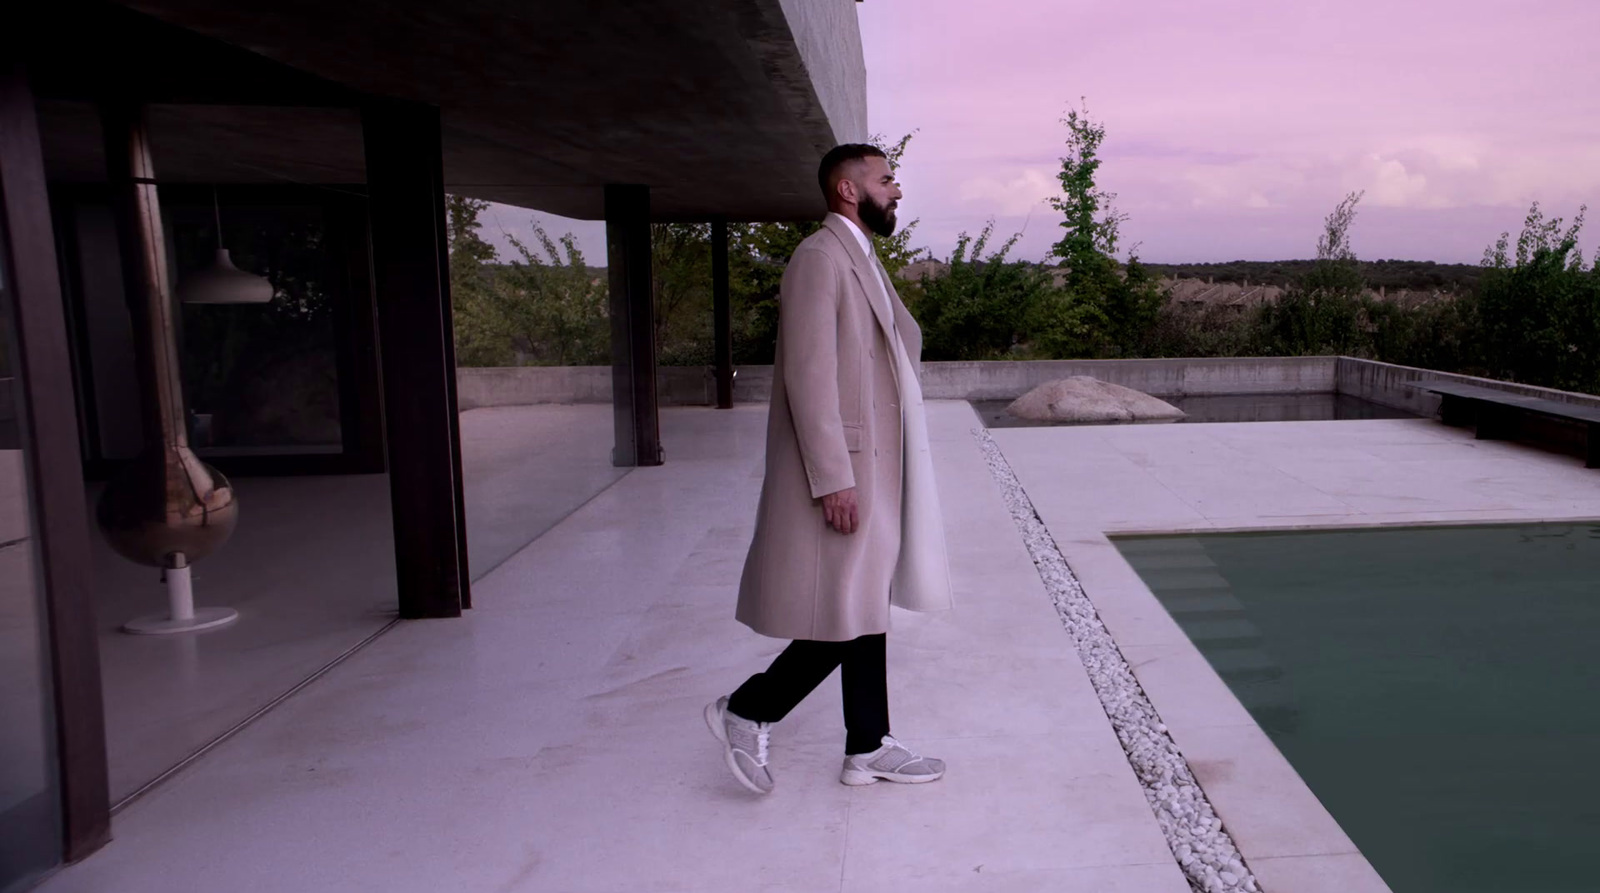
727, 633, 889, 755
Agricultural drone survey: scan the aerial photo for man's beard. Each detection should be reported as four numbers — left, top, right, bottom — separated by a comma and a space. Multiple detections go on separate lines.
858, 192, 898, 238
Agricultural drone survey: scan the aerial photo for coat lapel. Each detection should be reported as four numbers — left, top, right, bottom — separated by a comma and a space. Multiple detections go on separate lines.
821, 215, 898, 355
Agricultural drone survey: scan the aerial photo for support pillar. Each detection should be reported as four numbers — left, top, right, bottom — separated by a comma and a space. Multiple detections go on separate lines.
605, 184, 661, 466
361, 99, 468, 618
712, 218, 734, 409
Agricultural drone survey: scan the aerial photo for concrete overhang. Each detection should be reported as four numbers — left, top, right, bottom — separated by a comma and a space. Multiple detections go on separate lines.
26, 0, 868, 222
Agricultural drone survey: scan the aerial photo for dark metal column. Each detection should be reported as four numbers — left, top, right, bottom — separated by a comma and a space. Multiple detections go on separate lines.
0, 65, 111, 862
605, 185, 661, 466
361, 100, 467, 618
432, 182, 471, 609
711, 218, 734, 410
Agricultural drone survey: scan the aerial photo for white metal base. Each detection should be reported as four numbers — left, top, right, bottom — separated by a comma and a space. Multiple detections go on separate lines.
121, 557, 239, 635
123, 607, 239, 635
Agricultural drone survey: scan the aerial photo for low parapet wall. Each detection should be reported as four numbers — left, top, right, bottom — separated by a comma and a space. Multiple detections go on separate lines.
456, 366, 768, 410
1336, 358, 1600, 415
458, 358, 1600, 432
456, 366, 613, 409
458, 357, 1340, 409
919, 357, 1336, 400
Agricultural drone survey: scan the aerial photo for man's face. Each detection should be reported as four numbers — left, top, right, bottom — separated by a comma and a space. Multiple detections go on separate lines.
851, 155, 902, 238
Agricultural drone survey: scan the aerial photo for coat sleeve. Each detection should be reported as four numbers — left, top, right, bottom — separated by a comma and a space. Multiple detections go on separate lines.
779, 245, 854, 499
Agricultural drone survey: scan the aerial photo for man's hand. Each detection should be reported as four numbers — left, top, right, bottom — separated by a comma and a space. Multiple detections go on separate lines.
821, 487, 860, 535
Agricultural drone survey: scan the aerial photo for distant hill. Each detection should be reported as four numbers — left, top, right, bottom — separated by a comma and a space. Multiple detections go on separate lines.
1138, 259, 1484, 293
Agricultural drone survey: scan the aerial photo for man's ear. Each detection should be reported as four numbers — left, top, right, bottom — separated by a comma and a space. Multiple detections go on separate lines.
836, 176, 858, 205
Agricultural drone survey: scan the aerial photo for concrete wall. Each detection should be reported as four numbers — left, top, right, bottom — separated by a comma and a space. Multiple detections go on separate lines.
775, 0, 868, 145
458, 357, 1340, 410
457, 367, 611, 410
1336, 357, 1600, 415
457, 366, 770, 410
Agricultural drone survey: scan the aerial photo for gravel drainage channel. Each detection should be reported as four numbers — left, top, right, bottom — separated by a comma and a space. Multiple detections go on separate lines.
974, 428, 1260, 893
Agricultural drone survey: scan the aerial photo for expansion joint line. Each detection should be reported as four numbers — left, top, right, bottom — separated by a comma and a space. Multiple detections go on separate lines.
972, 428, 1261, 893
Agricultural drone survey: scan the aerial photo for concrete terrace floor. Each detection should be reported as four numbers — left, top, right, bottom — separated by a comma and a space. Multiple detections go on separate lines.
83, 403, 625, 805
38, 403, 1600, 893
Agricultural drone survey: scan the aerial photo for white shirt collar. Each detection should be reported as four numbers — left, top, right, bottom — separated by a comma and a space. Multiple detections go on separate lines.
827, 212, 874, 261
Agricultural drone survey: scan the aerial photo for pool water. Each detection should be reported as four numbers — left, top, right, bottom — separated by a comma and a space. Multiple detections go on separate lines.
1115, 524, 1600, 893
974, 392, 1417, 428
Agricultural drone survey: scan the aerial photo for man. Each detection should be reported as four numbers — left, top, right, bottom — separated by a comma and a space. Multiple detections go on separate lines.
705, 144, 953, 794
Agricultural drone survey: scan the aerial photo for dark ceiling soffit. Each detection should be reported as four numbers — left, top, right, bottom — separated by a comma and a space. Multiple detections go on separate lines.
21, 1, 362, 107
23, 1, 844, 222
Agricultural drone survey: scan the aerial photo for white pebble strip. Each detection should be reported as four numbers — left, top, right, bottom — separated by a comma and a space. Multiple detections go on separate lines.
974, 428, 1261, 893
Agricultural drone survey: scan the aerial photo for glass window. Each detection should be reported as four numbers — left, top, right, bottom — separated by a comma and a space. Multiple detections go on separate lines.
0, 208, 64, 892
168, 190, 343, 457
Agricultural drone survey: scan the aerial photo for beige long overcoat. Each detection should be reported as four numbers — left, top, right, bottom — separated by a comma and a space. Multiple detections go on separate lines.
736, 215, 922, 642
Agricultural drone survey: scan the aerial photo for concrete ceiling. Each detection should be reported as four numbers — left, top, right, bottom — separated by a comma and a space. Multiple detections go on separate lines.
38, 103, 369, 188
25, 0, 865, 222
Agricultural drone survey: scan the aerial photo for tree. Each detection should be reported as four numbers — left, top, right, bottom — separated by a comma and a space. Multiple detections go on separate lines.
914, 222, 1079, 360
1049, 101, 1127, 274
1045, 102, 1162, 356
1304, 190, 1365, 297
447, 195, 497, 268
870, 131, 925, 277
1256, 192, 1371, 356
446, 195, 516, 366
498, 226, 609, 366
446, 196, 609, 366
1475, 203, 1599, 392
650, 222, 714, 365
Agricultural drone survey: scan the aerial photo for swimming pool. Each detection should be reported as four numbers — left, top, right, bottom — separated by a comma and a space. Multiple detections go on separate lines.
1115, 523, 1600, 893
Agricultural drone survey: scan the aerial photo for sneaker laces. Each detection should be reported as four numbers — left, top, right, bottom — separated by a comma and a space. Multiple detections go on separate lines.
865, 736, 924, 772
873, 737, 906, 767
730, 718, 771, 767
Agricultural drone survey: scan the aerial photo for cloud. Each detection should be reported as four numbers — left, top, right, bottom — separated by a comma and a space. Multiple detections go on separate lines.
956, 167, 1058, 217
1169, 158, 1309, 210
1359, 156, 1434, 208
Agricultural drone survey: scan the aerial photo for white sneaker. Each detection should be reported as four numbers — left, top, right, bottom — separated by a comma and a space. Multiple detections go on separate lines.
840, 736, 946, 786
705, 696, 774, 794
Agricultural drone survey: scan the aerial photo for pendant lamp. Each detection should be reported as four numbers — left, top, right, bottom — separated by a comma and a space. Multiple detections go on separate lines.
178, 189, 275, 304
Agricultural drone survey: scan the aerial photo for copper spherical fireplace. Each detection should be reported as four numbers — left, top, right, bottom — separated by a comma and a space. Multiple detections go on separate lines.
98, 105, 245, 635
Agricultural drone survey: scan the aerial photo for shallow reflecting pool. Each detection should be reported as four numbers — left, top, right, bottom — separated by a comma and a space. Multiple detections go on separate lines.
975, 392, 1418, 427
1116, 524, 1600, 893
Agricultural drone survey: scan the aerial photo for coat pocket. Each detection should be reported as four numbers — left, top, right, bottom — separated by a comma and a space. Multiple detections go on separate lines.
842, 423, 863, 452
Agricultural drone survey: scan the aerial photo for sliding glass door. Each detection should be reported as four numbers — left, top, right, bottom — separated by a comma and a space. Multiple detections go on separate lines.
0, 204, 63, 893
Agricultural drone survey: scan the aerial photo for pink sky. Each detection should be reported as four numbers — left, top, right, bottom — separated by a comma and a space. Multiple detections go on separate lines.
860, 0, 1600, 263
490, 0, 1600, 265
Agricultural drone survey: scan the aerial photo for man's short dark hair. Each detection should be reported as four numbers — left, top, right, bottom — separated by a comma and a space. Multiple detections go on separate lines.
818, 143, 887, 201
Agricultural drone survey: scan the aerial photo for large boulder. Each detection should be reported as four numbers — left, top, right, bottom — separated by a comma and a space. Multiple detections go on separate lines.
1006, 376, 1186, 424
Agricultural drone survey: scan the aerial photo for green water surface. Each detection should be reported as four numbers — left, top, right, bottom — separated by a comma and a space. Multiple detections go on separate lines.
1116, 524, 1600, 893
